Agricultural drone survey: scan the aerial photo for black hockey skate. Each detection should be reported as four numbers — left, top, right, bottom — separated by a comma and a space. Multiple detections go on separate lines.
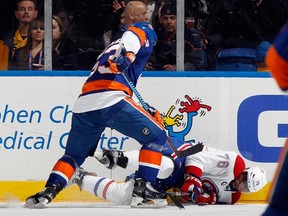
130, 178, 167, 208
24, 184, 63, 208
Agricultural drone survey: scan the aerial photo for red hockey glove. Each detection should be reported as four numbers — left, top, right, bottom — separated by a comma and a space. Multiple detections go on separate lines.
181, 175, 202, 203
195, 191, 217, 205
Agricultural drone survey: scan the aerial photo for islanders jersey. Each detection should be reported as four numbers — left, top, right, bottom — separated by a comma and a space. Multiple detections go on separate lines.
73, 25, 154, 113
266, 23, 288, 90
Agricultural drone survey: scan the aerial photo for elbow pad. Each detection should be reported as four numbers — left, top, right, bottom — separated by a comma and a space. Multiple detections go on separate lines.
108, 51, 136, 73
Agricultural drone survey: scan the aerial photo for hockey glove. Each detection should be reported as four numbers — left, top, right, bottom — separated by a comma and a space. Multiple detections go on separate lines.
147, 104, 164, 125
181, 174, 203, 203
195, 182, 217, 204
108, 51, 136, 73
195, 191, 217, 205
94, 149, 124, 169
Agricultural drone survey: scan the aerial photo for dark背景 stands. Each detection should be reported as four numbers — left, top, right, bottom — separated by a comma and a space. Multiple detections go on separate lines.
52, 15, 79, 70
9, 16, 44, 70
0, 0, 38, 70
146, 3, 208, 71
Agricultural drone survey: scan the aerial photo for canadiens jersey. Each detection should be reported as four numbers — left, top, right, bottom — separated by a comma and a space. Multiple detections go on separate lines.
73, 25, 154, 113
154, 137, 246, 204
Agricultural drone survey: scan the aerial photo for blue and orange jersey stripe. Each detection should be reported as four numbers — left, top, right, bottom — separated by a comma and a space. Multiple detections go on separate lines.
51, 160, 75, 183
266, 46, 288, 90
128, 26, 146, 46
139, 149, 162, 168
81, 79, 133, 97
124, 97, 164, 129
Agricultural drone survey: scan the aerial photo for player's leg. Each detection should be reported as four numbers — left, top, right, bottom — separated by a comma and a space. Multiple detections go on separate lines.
72, 168, 134, 205
96, 148, 175, 179
106, 97, 167, 207
107, 97, 166, 180
25, 112, 105, 208
262, 141, 288, 216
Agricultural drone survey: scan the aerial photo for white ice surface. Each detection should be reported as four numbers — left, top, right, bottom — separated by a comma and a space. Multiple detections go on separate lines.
0, 202, 267, 216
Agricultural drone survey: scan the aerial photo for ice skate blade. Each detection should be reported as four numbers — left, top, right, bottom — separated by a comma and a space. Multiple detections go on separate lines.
130, 197, 167, 208
24, 197, 49, 209
198, 202, 208, 206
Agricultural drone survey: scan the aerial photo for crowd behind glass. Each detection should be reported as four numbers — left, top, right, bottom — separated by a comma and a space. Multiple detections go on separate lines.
0, 0, 287, 71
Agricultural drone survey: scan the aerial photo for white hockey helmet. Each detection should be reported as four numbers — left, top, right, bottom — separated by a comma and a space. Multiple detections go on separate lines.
245, 167, 267, 193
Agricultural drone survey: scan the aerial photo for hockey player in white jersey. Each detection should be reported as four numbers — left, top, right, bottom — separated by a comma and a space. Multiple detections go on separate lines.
72, 137, 267, 206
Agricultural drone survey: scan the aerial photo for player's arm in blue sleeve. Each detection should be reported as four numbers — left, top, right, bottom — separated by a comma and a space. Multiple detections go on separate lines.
108, 30, 143, 72
266, 23, 288, 90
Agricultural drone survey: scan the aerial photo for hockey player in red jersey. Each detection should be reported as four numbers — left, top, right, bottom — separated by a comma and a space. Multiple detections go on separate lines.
25, 1, 168, 208
71, 137, 267, 206
262, 22, 288, 216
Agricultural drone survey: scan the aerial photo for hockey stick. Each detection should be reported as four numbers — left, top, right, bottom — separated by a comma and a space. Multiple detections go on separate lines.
166, 191, 191, 197
121, 68, 203, 158
166, 192, 185, 209
171, 142, 203, 158
166, 191, 208, 207
166, 191, 194, 209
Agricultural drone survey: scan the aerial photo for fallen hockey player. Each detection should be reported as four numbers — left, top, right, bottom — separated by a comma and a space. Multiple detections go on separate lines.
71, 137, 268, 207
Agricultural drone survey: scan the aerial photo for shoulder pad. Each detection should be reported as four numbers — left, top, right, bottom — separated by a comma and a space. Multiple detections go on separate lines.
132, 22, 157, 46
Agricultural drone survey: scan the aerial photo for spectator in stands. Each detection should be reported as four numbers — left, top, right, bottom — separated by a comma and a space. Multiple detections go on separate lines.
146, 3, 208, 71
106, 0, 163, 45
185, 0, 209, 32
52, 15, 79, 70
53, 4, 70, 33
0, 42, 9, 70
103, 0, 125, 47
9, 16, 44, 70
143, 0, 164, 27
0, 0, 38, 70
52, 0, 74, 37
